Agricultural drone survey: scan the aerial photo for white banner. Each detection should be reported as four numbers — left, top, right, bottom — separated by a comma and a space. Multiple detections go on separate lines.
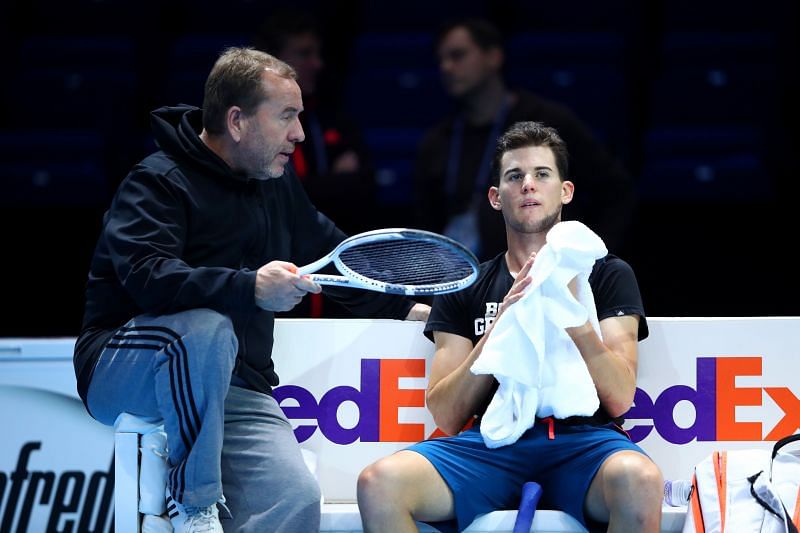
0, 339, 113, 532
1, 317, 799, 527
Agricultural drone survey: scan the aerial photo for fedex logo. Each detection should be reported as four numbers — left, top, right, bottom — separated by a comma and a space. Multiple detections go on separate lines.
274, 358, 431, 445
626, 356, 800, 444
275, 356, 800, 446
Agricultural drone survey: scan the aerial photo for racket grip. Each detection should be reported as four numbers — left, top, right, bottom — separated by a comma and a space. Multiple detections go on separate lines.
513, 481, 542, 533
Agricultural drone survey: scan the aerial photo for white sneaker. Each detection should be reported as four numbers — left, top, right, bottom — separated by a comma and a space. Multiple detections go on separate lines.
141, 513, 173, 533
166, 490, 224, 533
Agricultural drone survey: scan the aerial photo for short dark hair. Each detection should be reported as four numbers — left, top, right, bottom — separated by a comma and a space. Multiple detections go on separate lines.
436, 17, 504, 52
253, 8, 320, 56
491, 121, 569, 186
202, 47, 296, 136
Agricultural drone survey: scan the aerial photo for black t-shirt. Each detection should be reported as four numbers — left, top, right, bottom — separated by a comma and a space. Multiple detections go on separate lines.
424, 252, 649, 421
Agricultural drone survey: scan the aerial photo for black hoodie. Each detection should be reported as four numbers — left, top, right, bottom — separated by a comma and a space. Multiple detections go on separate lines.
73, 105, 413, 407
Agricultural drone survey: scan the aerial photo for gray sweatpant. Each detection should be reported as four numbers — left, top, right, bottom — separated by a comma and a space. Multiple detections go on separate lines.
87, 308, 321, 532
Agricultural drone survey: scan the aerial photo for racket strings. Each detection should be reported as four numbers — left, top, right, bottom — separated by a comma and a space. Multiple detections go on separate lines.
338, 239, 474, 286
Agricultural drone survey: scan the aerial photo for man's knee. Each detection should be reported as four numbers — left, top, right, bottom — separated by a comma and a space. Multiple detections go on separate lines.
178, 309, 237, 355
182, 308, 234, 336
358, 459, 396, 503
604, 452, 663, 517
606, 453, 663, 491
290, 468, 322, 511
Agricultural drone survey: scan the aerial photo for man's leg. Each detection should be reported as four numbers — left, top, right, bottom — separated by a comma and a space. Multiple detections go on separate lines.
584, 450, 663, 532
358, 450, 456, 533
87, 308, 237, 507
220, 386, 321, 533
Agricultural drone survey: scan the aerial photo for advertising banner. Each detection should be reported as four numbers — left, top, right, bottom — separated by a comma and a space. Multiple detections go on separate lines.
1, 317, 798, 526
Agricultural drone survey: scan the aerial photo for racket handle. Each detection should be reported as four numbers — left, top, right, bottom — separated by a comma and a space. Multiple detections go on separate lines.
513, 481, 542, 533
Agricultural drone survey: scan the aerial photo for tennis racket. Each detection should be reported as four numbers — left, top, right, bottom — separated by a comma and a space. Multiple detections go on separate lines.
296, 228, 479, 296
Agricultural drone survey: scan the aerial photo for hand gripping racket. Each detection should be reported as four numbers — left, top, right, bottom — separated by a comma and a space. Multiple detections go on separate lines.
296, 228, 479, 296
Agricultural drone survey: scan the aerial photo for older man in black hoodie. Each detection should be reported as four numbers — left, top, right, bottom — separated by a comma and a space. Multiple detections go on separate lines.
74, 47, 427, 532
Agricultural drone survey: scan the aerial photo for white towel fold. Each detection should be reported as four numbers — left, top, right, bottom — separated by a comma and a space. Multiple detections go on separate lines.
470, 221, 608, 448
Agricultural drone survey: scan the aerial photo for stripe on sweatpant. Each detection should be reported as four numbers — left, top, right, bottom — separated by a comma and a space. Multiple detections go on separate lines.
107, 324, 204, 502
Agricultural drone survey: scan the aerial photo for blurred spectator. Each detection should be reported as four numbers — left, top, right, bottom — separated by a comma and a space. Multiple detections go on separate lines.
254, 8, 377, 318
413, 18, 636, 260
254, 8, 378, 236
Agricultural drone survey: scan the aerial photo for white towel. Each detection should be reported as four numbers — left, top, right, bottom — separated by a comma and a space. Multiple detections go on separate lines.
470, 221, 607, 448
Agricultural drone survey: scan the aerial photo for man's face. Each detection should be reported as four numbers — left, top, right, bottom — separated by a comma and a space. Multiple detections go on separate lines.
238, 71, 305, 179
437, 27, 501, 98
279, 32, 323, 96
490, 145, 574, 234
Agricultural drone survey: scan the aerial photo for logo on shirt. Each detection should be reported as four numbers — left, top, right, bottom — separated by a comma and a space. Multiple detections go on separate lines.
474, 302, 500, 336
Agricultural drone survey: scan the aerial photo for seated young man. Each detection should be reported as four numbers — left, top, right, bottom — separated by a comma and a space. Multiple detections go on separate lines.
357, 121, 663, 532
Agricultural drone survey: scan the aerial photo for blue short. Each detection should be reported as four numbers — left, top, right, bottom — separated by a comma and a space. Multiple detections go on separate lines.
407, 419, 647, 532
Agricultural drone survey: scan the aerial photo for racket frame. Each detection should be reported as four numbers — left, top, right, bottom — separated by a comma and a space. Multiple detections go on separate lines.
296, 228, 479, 296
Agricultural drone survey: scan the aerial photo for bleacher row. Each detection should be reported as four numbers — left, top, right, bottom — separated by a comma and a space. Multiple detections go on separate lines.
0, 0, 792, 208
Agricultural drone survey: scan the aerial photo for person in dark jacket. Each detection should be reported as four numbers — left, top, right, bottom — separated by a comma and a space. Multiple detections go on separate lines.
254, 8, 380, 319
413, 18, 636, 262
73, 47, 428, 532
254, 8, 377, 237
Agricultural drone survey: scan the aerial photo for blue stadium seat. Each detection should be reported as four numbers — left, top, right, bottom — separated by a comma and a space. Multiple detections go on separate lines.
660, 0, 784, 31
505, 32, 626, 67
346, 68, 451, 129
0, 130, 108, 206
638, 126, 772, 201
358, 0, 486, 31
649, 32, 779, 126
505, 32, 630, 152
13, 68, 138, 130
350, 32, 436, 72
10, 0, 150, 34
363, 128, 425, 206
18, 35, 137, 70
10, 36, 138, 131
162, 34, 250, 107
501, 0, 642, 32
346, 32, 451, 129
507, 63, 628, 144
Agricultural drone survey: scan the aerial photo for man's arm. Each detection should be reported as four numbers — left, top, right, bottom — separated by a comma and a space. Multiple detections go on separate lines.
405, 303, 431, 322
567, 314, 640, 418
107, 171, 256, 314
426, 330, 496, 435
426, 253, 535, 434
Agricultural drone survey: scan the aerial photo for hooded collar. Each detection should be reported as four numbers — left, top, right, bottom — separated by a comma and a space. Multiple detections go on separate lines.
149, 104, 251, 183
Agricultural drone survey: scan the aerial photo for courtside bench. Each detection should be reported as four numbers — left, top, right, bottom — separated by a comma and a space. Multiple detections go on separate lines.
318, 502, 688, 532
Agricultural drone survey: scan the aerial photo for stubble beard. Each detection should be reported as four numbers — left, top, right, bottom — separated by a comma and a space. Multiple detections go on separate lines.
507, 205, 561, 235
256, 147, 284, 179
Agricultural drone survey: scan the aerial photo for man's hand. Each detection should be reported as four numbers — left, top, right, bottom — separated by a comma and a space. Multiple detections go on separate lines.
568, 275, 578, 299
495, 252, 536, 323
405, 302, 431, 322
255, 261, 321, 312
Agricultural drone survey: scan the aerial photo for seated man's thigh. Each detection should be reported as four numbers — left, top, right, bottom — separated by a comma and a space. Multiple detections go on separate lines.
406, 427, 535, 530
539, 424, 649, 526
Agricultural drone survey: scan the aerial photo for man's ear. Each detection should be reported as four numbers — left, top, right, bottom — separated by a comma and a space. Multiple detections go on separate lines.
561, 180, 575, 205
226, 106, 244, 143
487, 47, 504, 71
488, 186, 502, 211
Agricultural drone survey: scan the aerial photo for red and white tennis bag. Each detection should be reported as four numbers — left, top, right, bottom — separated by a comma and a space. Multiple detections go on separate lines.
683, 434, 800, 533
